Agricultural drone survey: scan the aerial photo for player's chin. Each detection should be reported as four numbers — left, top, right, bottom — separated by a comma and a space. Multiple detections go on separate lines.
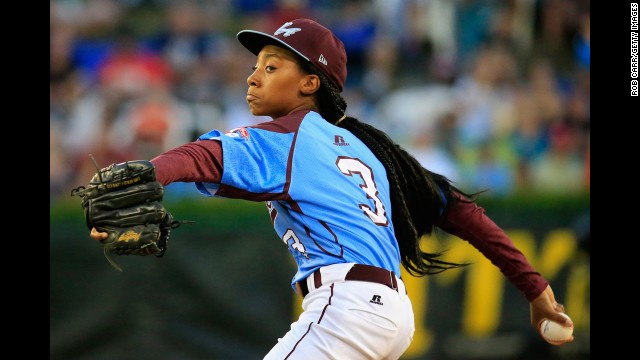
247, 103, 265, 116
247, 103, 279, 118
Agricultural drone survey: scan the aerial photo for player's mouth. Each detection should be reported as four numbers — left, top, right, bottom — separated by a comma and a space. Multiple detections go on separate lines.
246, 93, 258, 102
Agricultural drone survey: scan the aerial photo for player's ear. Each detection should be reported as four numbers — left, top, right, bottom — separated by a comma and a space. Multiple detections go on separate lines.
299, 74, 320, 95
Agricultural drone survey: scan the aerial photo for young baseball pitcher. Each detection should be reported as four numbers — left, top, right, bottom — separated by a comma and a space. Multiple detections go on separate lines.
88, 18, 573, 359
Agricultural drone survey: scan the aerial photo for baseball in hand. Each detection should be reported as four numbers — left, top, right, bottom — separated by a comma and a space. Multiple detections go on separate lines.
539, 313, 573, 345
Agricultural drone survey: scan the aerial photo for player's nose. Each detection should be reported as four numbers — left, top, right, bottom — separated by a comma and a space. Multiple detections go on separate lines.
247, 71, 259, 87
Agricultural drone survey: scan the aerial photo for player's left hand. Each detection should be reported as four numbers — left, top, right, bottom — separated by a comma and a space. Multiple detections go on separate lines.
529, 285, 574, 344
71, 159, 192, 271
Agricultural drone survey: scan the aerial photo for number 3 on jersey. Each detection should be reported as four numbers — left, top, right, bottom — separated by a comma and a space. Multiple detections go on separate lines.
336, 156, 388, 226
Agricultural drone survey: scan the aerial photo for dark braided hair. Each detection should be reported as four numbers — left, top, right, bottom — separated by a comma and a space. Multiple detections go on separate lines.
300, 60, 475, 276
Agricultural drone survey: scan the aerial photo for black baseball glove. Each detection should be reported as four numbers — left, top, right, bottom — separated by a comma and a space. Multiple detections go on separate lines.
71, 159, 189, 271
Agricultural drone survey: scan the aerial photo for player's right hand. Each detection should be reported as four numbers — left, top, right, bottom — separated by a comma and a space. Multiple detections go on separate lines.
529, 285, 574, 343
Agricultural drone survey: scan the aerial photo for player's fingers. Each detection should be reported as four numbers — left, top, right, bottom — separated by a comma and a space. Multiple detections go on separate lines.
550, 312, 574, 327
554, 302, 565, 313
90, 227, 108, 241
555, 317, 573, 328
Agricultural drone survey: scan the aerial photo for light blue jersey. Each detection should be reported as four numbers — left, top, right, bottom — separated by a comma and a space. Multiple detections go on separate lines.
196, 110, 400, 290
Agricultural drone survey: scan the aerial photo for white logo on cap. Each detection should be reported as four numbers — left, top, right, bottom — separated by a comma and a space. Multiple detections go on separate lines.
274, 22, 301, 37
318, 54, 328, 65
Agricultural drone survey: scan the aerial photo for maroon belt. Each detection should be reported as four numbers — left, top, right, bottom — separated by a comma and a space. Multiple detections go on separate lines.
298, 264, 398, 297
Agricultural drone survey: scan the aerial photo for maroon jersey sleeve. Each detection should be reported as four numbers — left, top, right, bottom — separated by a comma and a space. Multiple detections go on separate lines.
436, 192, 549, 302
150, 140, 223, 186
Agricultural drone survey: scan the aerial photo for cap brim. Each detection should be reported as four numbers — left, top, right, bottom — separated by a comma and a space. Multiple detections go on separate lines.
237, 30, 310, 62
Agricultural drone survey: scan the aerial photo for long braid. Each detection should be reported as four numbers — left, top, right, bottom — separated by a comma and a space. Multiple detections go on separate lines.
303, 61, 471, 276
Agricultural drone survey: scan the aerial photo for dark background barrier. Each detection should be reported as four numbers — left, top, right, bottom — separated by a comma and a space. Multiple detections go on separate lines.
51, 193, 589, 360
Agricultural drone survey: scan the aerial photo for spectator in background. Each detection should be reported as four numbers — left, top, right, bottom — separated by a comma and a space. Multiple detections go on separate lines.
63, 22, 174, 188
455, 0, 499, 67
51, 0, 126, 87
471, 142, 515, 196
98, 24, 173, 100
566, 9, 590, 166
51, 23, 86, 128
453, 43, 517, 148
410, 123, 461, 186
510, 87, 549, 191
563, 88, 590, 161
529, 58, 564, 128
574, 10, 590, 71
452, 43, 517, 185
361, 35, 398, 104
530, 117, 586, 194
145, 0, 232, 142
108, 87, 196, 160
401, 0, 457, 85
331, 0, 377, 87
265, 0, 315, 30
232, 0, 276, 15
146, 0, 229, 101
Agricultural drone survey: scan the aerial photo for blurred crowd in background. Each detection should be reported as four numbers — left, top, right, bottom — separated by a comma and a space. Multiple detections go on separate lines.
50, 0, 590, 201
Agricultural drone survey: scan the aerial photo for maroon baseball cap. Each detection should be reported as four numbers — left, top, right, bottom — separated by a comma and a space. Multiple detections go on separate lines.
237, 18, 348, 92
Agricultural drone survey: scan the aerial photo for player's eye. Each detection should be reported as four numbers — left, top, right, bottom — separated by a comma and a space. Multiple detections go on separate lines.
250, 65, 276, 72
